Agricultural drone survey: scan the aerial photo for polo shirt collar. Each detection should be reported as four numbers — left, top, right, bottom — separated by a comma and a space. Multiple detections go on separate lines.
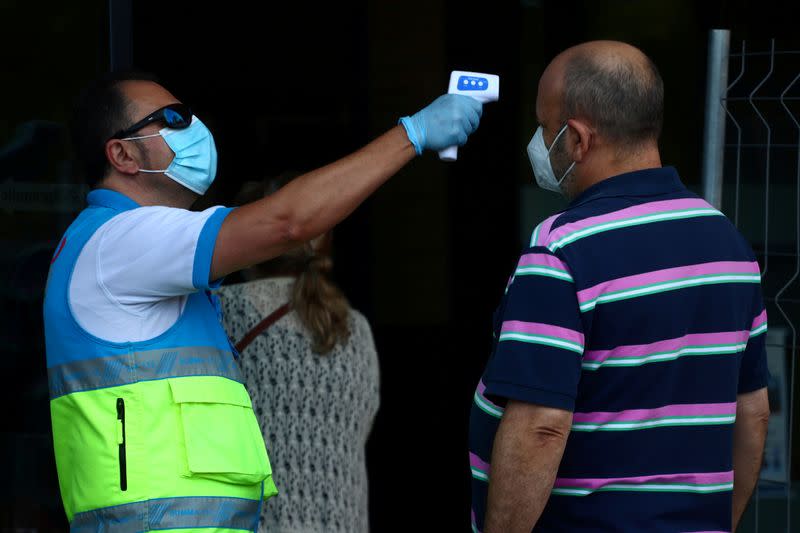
87, 189, 141, 212
568, 166, 685, 208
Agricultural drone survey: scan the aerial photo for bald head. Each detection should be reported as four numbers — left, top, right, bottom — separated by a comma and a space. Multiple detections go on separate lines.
540, 41, 664, 153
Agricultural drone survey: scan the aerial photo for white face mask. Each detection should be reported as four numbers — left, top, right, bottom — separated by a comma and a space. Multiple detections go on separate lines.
527, 123, 576, 194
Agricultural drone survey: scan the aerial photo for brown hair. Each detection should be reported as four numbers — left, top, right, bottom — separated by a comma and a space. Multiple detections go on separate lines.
235, 176, 351, 354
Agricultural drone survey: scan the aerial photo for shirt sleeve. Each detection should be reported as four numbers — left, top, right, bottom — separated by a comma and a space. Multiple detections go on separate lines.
738, 302, 770, 394
483, 247, 584, 412
97, 205, 233, 307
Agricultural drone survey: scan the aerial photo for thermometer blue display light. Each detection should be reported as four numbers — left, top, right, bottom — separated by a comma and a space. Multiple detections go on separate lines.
439, 70, 500, 161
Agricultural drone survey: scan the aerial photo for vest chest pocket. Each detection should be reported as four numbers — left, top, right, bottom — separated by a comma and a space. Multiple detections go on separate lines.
168, 377, 271, 485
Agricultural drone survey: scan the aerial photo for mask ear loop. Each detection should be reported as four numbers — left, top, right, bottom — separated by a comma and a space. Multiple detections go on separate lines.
547, 122, 576, 186
546, 123, 570, 154
556, 161, 577, 186
118, 134, 169, 173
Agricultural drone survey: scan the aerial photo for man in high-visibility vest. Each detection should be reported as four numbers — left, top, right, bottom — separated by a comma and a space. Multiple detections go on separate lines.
44, 71, 482, 531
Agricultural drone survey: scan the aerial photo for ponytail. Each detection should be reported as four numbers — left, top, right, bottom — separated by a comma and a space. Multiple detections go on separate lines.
235, 176, 352, 354
291, 252, 351, 354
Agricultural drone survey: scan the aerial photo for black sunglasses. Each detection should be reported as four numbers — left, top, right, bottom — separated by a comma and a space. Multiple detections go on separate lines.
110, 103, 193, 140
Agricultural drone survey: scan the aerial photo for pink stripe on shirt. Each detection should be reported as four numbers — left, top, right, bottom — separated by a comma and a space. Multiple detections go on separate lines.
554, 471, 733, 490
583, 330, 750, 363
500, 320, 585, 346
517, 253, 570, 271
751, 309, 768, 330
545, 198, 715, 246
469, 452, 490, 474
572, 402, 737, 424
577, 261, 760, 306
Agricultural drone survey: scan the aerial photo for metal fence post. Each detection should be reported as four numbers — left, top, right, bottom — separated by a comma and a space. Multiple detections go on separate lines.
701, 29, 730, 210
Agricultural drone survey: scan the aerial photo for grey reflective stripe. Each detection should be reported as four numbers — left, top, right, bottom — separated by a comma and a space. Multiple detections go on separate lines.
70, 495, 260, 533
48, 346, 242, 398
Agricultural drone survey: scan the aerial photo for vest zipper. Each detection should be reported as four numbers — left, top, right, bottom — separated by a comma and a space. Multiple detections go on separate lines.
116, 398, 127, 491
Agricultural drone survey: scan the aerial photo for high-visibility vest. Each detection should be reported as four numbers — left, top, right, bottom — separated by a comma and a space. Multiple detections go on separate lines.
43, 189, 278, 532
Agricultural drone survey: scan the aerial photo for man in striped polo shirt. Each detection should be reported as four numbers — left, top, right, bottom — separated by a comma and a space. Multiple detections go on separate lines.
469, 41, 770, 532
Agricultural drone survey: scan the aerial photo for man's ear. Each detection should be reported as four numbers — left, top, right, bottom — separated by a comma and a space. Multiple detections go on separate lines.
566, 118, 593, 163
105, 139, 140, 175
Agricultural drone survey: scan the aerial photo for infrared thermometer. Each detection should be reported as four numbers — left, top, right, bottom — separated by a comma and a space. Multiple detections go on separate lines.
438, 70, 500, 161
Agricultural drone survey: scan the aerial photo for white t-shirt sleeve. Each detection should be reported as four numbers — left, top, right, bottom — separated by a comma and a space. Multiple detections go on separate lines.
97, 205, 232, 305
69, 204, 233, 343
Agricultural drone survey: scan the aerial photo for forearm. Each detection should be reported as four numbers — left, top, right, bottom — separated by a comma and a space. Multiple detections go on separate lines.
732, 388, 769, 531
266, 125, 415, 240
211, 125, 415, 278
485, 401, 571, 533
731, 428, 764, 529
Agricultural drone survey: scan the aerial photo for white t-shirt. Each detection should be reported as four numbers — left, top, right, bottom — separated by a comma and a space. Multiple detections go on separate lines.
69, 204, 230, 343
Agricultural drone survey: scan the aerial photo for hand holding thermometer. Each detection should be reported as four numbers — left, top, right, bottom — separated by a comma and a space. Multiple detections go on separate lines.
439, 71, 500, 161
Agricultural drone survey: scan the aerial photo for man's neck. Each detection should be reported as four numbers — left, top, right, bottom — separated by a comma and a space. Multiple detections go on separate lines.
98, 173, 196, 209
570, 145, 662, 199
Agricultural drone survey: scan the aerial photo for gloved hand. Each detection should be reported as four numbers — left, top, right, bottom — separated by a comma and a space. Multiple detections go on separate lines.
399, 94, 483, 155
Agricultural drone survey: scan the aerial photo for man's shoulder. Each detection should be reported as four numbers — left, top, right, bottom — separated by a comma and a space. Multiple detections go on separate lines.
96, 204, 226, 244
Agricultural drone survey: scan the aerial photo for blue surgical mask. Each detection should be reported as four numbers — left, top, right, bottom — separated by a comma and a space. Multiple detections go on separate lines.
526, 123, 575, 194
123, 116, 218, 195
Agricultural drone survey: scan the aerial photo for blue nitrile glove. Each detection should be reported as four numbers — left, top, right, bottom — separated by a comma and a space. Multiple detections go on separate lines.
399, 94, 483, 155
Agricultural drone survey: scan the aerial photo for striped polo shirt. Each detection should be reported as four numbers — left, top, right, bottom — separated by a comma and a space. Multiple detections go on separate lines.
468, 167, 769, 533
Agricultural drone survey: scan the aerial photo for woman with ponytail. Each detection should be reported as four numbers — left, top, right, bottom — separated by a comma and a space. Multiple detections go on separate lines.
217, 176, 380, 533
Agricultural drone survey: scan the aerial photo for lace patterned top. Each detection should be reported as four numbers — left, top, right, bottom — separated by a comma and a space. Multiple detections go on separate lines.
217, 277, 380, 533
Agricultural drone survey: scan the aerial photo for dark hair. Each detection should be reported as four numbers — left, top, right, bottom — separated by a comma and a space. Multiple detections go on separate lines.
562, 49, 664, 151
236, 175, 351, 354
70, 71, 160, 187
